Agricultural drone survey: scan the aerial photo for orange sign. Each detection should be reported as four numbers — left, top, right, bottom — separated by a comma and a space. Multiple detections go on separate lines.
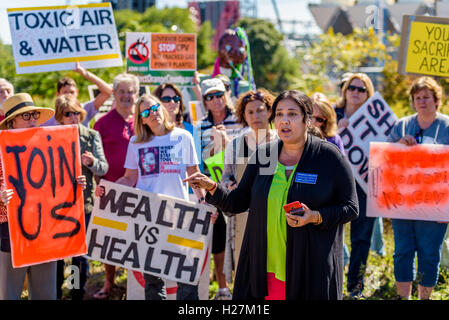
0, 125, 86, 267
150, 33, 196, 70
367, 142, 449, 221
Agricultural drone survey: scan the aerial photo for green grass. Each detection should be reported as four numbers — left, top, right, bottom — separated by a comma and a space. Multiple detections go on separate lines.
22, 218, 449, 300
342, 219, 449, 300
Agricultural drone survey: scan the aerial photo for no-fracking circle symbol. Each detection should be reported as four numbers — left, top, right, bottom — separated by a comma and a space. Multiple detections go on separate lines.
128, 40, 149, 64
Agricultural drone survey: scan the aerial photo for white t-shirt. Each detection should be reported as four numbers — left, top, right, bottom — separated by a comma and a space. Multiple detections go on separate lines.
124, 127, 199, 201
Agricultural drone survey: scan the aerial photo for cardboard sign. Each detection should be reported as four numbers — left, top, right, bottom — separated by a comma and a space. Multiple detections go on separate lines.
8, 3, 122, 74
86, 180, 213, 285
0, 126, 86, 267
367, 142, 449, 221
125, 32, 196, 85
398, 15, 449, 77
338, 92, 398, 193
187, 101, 205, 127
203, 150, 224, 183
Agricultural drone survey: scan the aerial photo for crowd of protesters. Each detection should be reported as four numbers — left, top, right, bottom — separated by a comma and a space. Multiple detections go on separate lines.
0, 61, 448, 302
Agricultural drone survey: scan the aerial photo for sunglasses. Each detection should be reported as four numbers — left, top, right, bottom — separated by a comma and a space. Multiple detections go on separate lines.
64, 111, 81, 117
160, 95, 181, 103
347, 85, 367, 93
204, 92, 224, 101
242, 92, 264, 105
140, 103, 160, 118
312, 116, 326, 124
20, 111, 40, 121
414, 128, 423, 144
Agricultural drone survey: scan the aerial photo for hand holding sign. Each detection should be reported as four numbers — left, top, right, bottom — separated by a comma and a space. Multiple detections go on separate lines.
0, 185, 13, 206
398, 134, 418, 146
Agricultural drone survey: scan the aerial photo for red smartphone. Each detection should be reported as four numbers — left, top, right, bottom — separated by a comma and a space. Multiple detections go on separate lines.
283, 201, 305, 216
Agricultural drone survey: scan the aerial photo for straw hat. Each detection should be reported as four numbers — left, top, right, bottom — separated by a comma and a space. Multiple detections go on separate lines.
0, 93, 54, 130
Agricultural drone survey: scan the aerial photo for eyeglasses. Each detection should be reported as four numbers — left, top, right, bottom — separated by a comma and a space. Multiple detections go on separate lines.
19, 111, 40, 121
204, 92, 224, 101
347, 85, 367, 93
140, 103, 160, 118
414, 128, 424, 144
312, 116, 326, 124
160, 95, 181, 103
242, 92, 264, 105
64, 111, 81, 117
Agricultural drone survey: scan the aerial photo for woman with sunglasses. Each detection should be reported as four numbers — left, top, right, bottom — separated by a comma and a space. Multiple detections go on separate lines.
96, 94, 208, 300
196, 78, 241, 299
54, 94, 109, 300
184, 90, 358, 300
334, 73, 378, 298
153, 83, 194, 135
387, 76, 449, 300
0, 93, 86, 300
220, 89, 277, 284
310, 92, 344, 154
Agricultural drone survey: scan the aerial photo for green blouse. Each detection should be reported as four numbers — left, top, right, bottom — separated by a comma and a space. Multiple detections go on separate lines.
266, 162, 298, 282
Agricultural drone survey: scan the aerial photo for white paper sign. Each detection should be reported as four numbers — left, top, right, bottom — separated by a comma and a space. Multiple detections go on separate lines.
86, 180, 214, 285
338, 92, 398, 193
367, 142, 449, 221
8, 3, 123, 74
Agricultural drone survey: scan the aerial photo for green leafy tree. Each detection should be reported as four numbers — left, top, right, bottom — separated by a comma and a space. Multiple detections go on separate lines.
236, 18, 300, 93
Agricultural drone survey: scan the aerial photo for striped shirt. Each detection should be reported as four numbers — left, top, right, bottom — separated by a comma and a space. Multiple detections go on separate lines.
194, 107, 242, 175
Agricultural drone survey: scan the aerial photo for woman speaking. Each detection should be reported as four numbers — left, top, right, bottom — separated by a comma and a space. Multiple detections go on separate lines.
184, 90, 358, 300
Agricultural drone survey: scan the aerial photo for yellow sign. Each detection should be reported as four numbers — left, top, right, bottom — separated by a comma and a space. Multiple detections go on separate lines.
405, 21, 449, 77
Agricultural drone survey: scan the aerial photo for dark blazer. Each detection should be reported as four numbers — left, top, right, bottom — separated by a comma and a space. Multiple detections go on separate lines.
78, 124, 108, 215
206, 134, 359, 300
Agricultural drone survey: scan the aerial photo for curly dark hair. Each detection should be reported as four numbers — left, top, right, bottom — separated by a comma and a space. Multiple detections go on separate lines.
235, 89, 275, 127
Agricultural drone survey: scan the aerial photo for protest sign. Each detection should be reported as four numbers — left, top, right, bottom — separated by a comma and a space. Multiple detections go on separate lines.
126, 32, 196, 86
0, 125, 86, 268
203, 151, 224, 183
8, 3, 122, 74
188, 100, 205, 127
86, 179, 214, 285
338, 92, 398, 193
398, 15, 449, 77
367, 142, 449, 221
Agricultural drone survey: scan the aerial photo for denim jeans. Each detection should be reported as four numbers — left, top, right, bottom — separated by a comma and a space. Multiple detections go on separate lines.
347, 183, 375, 294
392, 219, 448, 287
144, 273, 199, 300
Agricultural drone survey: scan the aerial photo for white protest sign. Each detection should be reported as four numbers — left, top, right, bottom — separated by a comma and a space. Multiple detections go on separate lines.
338, 92, 398, 193
8, 3, 122, 74
367, 142, 449, 221
86, 180, 214, 285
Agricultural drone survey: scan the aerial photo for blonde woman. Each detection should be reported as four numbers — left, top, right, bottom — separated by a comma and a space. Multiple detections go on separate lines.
96, 94, 210, 300
334, 73, 377, 298
54, 94, 108, 300
310, 92, 344, 154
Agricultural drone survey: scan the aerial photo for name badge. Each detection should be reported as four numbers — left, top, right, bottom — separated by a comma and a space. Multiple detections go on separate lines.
295, 173, 318, 184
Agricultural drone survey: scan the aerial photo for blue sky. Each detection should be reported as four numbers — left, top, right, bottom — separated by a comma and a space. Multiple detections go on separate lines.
0, 0, 319, 44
